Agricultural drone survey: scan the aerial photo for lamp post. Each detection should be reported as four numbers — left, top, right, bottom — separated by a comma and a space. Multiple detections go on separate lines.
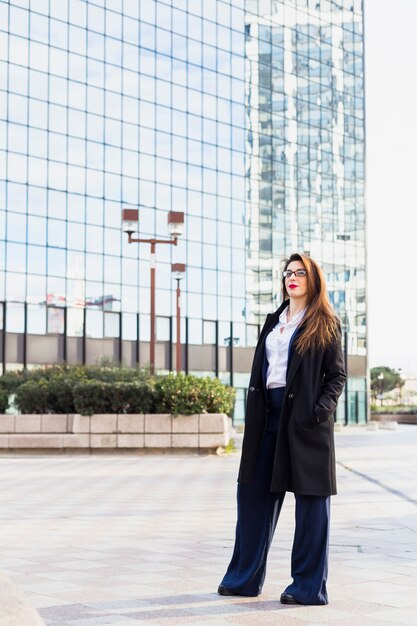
122, 209, 184, 374
398, 368, 403, 405
377, 372, 384, 406
171, 263, 186, 373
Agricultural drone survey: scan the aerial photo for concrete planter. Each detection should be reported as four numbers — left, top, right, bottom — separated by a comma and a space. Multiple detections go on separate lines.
371, 412, 417, 425
0, 413, 232, 452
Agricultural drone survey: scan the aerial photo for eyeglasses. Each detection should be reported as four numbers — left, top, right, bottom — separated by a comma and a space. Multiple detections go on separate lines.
282, 269, 307, 278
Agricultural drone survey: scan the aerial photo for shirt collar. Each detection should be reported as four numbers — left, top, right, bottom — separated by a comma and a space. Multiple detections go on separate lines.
278, 305, 306, 326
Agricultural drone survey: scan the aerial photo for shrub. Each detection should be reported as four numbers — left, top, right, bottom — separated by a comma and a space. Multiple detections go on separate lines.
0, 370, 28, 396
73, 381, 112, 416
14, 379, 50, 414
109, 381, 155, 414
9, 365, 235, 417
73, 381, 155, 416
153, 373, 235, 416
44, 376, 76, 413
0, 388, 9, 413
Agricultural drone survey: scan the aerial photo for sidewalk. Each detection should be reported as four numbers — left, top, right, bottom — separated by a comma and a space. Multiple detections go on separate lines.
0, 425, 416, 626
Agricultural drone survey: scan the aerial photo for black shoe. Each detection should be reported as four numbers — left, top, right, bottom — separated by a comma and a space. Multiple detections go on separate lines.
280, 592, 302, 605
218, 585, 238, 596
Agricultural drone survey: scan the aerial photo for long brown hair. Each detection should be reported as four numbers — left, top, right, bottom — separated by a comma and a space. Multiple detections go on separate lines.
281, 253, 340, 353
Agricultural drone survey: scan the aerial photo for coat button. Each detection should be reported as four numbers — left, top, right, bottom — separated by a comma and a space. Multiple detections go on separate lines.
249, 386, 255, 392
288, 393, 294, 398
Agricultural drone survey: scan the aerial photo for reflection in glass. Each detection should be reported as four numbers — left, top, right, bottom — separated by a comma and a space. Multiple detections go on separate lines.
6, 302, 25, 332
27, 304, 47, 334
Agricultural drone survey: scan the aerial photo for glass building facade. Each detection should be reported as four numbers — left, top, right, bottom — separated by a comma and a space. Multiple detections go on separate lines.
0, 0, 366, 423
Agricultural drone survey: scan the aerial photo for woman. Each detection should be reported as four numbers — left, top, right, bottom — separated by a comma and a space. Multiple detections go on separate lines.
218, 252, 346, 605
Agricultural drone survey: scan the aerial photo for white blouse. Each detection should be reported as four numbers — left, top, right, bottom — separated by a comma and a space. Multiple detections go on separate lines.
265, 305, 306, 389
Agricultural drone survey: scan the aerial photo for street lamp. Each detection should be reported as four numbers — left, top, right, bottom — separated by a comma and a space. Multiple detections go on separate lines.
398, 368, 403, 405
171, 263, 186, 373
122, 208, 185, 374
377, 372, 385, 406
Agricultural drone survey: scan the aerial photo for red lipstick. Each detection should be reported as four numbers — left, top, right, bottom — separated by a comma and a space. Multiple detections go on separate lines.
288, 285, 297, 289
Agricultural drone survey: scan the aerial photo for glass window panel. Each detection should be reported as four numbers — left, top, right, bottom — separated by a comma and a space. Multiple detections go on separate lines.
7, 242, 26, 273
122, 312, 137, 340
67, 222, 85, 251
7, 212, 27, 242
123, 18, 139, 46
8, 152, 27, 183
28, 128, 47, 158
66, 251, 85, 281
28, 41, 48, 72
30, 11, 49, 42
28, 187, 47, 216
69, 0, 87, 26
104, 254, 120, 283
29, 99, 48, 129
47, 247, 66, 278
187, 291, 201, 318
203, 320, 216, 344
50, 17, 68, 48
0, 209, 5, 238
9, 35, 28, 66
47, 306, 64, 333
86, 309, 103, 338
233, 322, 246, 347
188, 318, 202, 344
68, 35, 86, 67
27, 245, 46, 275
88, 4, 105, 32
122, 285, 138, 313
67, 307, 84, 336
66, 278, 84, 307
9, 64, 29, 96
246, 325, 259, 347
6, 272, 26, 302
50, 1, 68, 21
86, 225, 103, 254
27, 304, 47, 334
67, 106, 85, 137
6, 302, 25, 332
47, 161, 66, 190
86, 197, 103, 225
48, 189, 66, 219
48, 219, 66, 247
86, 253, 103, 282
104, 312, 120, 338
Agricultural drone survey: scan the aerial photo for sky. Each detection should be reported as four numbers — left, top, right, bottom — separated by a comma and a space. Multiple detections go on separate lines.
365, 0, 417, 375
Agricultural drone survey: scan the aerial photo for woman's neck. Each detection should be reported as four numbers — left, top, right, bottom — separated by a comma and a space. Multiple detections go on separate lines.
287, 299, 307, 321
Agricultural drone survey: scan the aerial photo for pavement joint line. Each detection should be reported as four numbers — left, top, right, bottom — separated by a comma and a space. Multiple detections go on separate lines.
336, 460, 417, 507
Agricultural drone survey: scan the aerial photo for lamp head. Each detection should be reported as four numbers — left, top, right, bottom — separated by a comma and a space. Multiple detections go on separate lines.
122, 208, 139, 235
171, 263, 186, 280
168, 211, 184, 238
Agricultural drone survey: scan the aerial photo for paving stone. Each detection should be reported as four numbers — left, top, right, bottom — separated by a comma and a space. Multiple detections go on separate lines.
0, 425, 416, 626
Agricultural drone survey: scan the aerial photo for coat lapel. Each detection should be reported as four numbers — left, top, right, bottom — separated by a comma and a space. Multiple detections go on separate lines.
254, 301, 289, 391
285, 324, 304, 390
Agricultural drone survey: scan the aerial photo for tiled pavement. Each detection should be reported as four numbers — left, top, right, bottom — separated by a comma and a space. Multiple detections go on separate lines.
0, 425, 416, 626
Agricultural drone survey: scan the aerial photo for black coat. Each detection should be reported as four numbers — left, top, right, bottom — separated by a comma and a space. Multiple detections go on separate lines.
238, 300, 346, 496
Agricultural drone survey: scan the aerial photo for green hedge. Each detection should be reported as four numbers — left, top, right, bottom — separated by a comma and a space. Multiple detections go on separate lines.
73, 381, 155, 416
153, 374, 236, 416
3, 364, 235, 417
0, 388, 8, 413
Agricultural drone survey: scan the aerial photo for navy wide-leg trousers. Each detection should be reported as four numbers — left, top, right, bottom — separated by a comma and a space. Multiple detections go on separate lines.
219, 387, 330, 604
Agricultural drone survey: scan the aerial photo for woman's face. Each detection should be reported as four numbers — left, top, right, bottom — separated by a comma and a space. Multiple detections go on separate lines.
284, 260, 308, 301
